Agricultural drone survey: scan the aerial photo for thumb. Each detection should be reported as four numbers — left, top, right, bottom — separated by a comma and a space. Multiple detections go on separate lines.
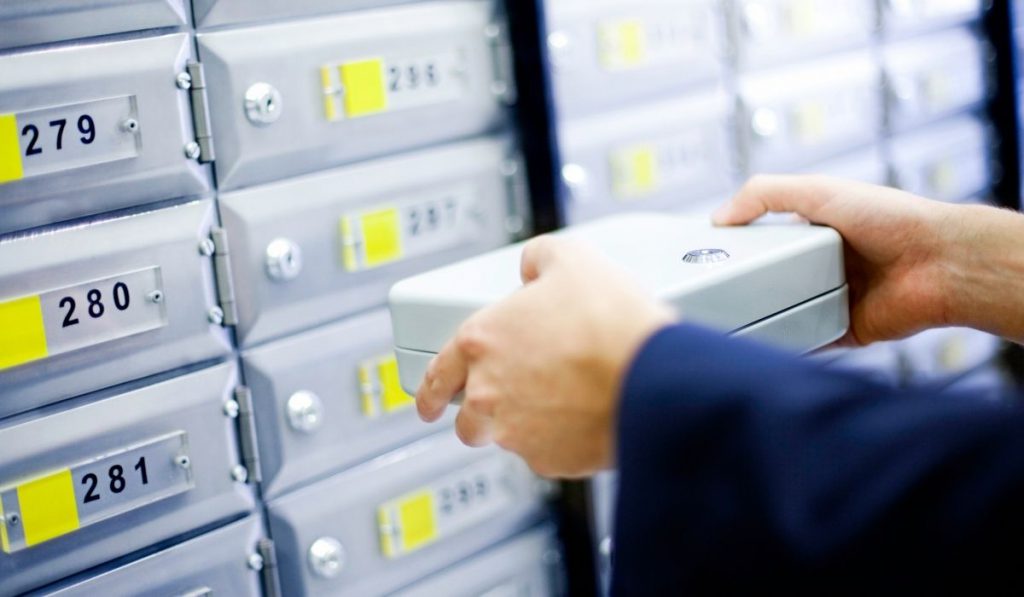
520, 235, 567, 283
712, 174, 832, 226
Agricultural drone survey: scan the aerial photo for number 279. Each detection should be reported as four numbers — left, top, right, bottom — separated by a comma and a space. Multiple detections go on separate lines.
21, 114, 96, 157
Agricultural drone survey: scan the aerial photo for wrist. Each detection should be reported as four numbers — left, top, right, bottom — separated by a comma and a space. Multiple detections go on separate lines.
935, 203, 1024, 341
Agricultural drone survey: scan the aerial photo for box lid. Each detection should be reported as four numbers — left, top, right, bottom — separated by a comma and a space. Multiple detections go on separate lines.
390, 213, 844, 354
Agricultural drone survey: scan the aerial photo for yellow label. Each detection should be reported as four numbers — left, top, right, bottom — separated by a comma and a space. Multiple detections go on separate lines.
788, 0, 818, 35
396, 491, 438, 553
0, 499, 9, 554
795, 101, 826, 143
18, 469, 80, 548
925, 71, 951, 106
320, 66, 339, 121
931, 160, 957, 196
379, 356, 414, 413
613, 145, 660, 198
340, 58, 388, 118
0, 113, 25, 185
599, 20, 648, 68
361, 208, 403, 268
0, 295, 49, 371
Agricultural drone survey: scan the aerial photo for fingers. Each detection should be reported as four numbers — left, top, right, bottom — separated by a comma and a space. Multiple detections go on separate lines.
712, 174, 834, 226
416, 337, 469, 423
454, 401, 494, 447
520, 235, 567, 283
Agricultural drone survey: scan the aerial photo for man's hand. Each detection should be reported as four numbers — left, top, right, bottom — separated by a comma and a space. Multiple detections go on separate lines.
415, 236, 675, 478
714, 175, 966, 345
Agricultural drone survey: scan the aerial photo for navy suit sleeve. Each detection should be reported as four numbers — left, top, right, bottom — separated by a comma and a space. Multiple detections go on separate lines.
612, 324, 1024, 595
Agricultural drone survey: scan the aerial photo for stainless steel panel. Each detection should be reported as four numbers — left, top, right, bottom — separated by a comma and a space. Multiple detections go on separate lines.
730, 0, 874, 71
393, 527, 560, 597
546, 0, 723, 119
0, 1, 188, 51
0, 199, 233, 419
32, 515, 264, 596
738, 51, 882, 173
243, 309, 457, 498
889, 115, 992, 202
193, 0, 424, 28
0, 33, 211, 234
197, 1, 509, 190
0, 362, 255, 596
557, 89, 734, 224
267, 433, 548, 596
884, 28, 988, 132
220, 137, 519, 347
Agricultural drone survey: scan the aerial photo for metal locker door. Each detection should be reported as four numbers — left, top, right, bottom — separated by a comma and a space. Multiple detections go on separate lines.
0, 1, 188, 51
558, 89, 734, 224
0, 33, 212, 234
730, 0, 874, 71
242, 308, 457, 499
0, 199, 233, 419
889, 115, 993, 202
738, 51, 882, 174
393, 527, 562, 597
546, 0, 723, 119
31, 515, 268, 597
193, 0, 426, 29
197, 0, 513, 190
219, 137, 526, 348
0, 362, 255, 596
883, 28, 989, 132
267, 433, 550, 596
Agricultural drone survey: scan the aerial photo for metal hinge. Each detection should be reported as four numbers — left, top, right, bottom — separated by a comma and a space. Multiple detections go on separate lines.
485, 22, 517, 105
501, 153, 531, 240
257, 539, 282, 597
208, 227, 239, 327
234, 386, 263, 485
183, 61, 216, 163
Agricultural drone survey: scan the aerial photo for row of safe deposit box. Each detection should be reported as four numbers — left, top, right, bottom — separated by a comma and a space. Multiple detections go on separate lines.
0, 1, 555, 595
0, 0, 1000, 594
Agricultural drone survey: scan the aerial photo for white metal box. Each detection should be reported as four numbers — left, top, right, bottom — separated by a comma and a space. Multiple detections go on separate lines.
390, 213, 848, 395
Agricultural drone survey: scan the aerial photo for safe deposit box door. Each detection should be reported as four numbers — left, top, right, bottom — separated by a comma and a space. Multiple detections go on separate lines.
219, 137, 523, 348
197, 0, 511, 191
193, 0, 425, 28
0, 363, 255, 596
34, 515, 265, 597
883, 28, 988, 132
558, 89, 734, 224
890, 115, 993, 203
0, 33, 211, 235
546, 0, 722, 118
267, 433, 548, 596
730, 0, 874, 71
739, 51, 881, 173
242, 309, 456, 499
0, 200, 233, 419
393, 527, 560, 597
0, 1, 188, 51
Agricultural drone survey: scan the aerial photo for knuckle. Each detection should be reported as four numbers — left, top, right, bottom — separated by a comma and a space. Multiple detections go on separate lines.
455, 321, 489, 356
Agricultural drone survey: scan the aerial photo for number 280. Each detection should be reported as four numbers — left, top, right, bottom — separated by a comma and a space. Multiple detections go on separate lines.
59, 281, 131, 329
